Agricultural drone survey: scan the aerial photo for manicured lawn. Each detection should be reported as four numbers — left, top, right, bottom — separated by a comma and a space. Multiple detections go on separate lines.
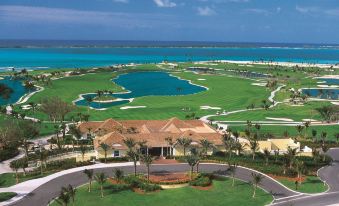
30, 72, 123, 103
0, 192, 16, 202
227, 124, 339, 141
211, 101, 331, 122
278, 176, 327, 193
24, 71, 271, 120
0, 172, 51, 188
0, 173, 16, 188
51, 179, 273, 206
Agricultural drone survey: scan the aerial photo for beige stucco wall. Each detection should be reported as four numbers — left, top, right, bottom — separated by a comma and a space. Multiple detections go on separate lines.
96, 148, 126, 158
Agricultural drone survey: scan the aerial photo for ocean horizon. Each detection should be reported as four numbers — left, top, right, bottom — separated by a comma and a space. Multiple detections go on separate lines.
0, 40, 338, 70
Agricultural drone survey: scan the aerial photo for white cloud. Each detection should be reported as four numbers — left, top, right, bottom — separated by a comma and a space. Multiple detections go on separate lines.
276, 7, 281, 13
295, 5, 318, 13
197, 6, 216, 16
0, 5, 178, 28
244, 8, 271, 15
113, 0, 129, 3
153, 0, 176, 8
325, 9, 339, 16
199, 0, 249, 3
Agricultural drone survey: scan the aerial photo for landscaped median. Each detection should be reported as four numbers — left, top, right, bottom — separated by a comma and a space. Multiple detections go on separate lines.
274, 175, 328, 193
50, 175, 273, 206
0, 192, 16, 202
184, 151, 331, 195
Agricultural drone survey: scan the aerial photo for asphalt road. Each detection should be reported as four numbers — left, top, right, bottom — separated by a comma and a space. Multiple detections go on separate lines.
9, 163, 296, 206
8, 148, 339, 206
272, 148, 339, 206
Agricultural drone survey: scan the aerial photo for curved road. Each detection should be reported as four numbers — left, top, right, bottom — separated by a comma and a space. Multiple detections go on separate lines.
272, 148, 339, 206
8, 163, 296, 206
6, 148, 339, 206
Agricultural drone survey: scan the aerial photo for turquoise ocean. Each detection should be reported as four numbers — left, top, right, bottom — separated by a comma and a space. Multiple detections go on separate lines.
0, 40, 338, 71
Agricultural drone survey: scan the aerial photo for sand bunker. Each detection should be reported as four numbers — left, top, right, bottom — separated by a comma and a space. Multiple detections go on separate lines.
266, 117, 294, 122
120, 106, 146, 110
251, 83, 266, 87
200, 106, 221, 110
302, 119, 318, 122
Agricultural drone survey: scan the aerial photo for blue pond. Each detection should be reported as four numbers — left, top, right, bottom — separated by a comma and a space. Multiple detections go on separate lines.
0, 76, 30, 105
302, 88, 339, 100
75, 72, 206, 109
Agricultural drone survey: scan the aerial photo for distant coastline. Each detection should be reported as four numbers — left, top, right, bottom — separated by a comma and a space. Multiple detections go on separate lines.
1, 40, 339, 49
0, 40, 338, 70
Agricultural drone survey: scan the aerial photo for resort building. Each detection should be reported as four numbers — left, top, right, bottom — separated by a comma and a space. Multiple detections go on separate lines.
77, 117, 222, 158
76, 117, 302, 160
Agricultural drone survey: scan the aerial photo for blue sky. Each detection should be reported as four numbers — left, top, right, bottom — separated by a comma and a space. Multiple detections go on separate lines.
0, 0, 338, 43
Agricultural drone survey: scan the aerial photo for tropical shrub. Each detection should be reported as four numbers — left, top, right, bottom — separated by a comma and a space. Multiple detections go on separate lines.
189, 175, 212, 187
98, 157, 128, 163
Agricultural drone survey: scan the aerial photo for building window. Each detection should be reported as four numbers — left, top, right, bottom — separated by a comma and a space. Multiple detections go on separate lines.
86, 133, 92, 139
113, 150, 120, 157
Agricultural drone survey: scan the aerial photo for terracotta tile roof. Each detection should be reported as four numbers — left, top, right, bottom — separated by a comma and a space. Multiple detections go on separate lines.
94, 132, 128, 150
79, 118, 222, 150
95, 118, 124, 133
78, 122, 102, 133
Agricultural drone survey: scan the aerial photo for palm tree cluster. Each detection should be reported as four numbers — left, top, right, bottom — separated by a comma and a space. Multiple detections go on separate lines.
289, 89, 309, 104
55, 184, 76, 206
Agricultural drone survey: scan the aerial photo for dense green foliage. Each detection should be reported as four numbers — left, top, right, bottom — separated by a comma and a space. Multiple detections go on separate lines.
0, 192, 16, 202
51, 178, 273, 206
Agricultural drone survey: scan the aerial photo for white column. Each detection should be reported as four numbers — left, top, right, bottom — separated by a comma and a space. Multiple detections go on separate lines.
161, 147, 164, 156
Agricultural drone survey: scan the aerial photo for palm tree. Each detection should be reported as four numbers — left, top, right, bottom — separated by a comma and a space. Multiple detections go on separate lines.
62, 184, 76, 206
228, 160, 238, 187
10, 160, 21, 184
249, 139, 259, 160
95, 173, 107, 198
83, 169, 94, 192
141, 154, 153, 181
126, 150, 139, 176
286, 147, 298, 168
79, 144, 88, 162
234, 141, 245, 155
274, 149, 280, 163
84, 96, 93, 114
176, 137, 192, 156
199, 139, 213, 157
186, 155, 198, 179
263, 148, 270, 166
294, 159, 305, 180
322, 145, 329, 162
251, 173, 263, 198
55, 189, 71, 206
295, 125, 304, 139
232, 130, 240, 142
36, 149, 48, 175
123, 137, 137, 150
100, 143, 110, 163
222, 134, 235, 159
254, 123, 261, 137
113, 169, 124, 183
321, 131, 327, 146
303, 121, 310, 139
